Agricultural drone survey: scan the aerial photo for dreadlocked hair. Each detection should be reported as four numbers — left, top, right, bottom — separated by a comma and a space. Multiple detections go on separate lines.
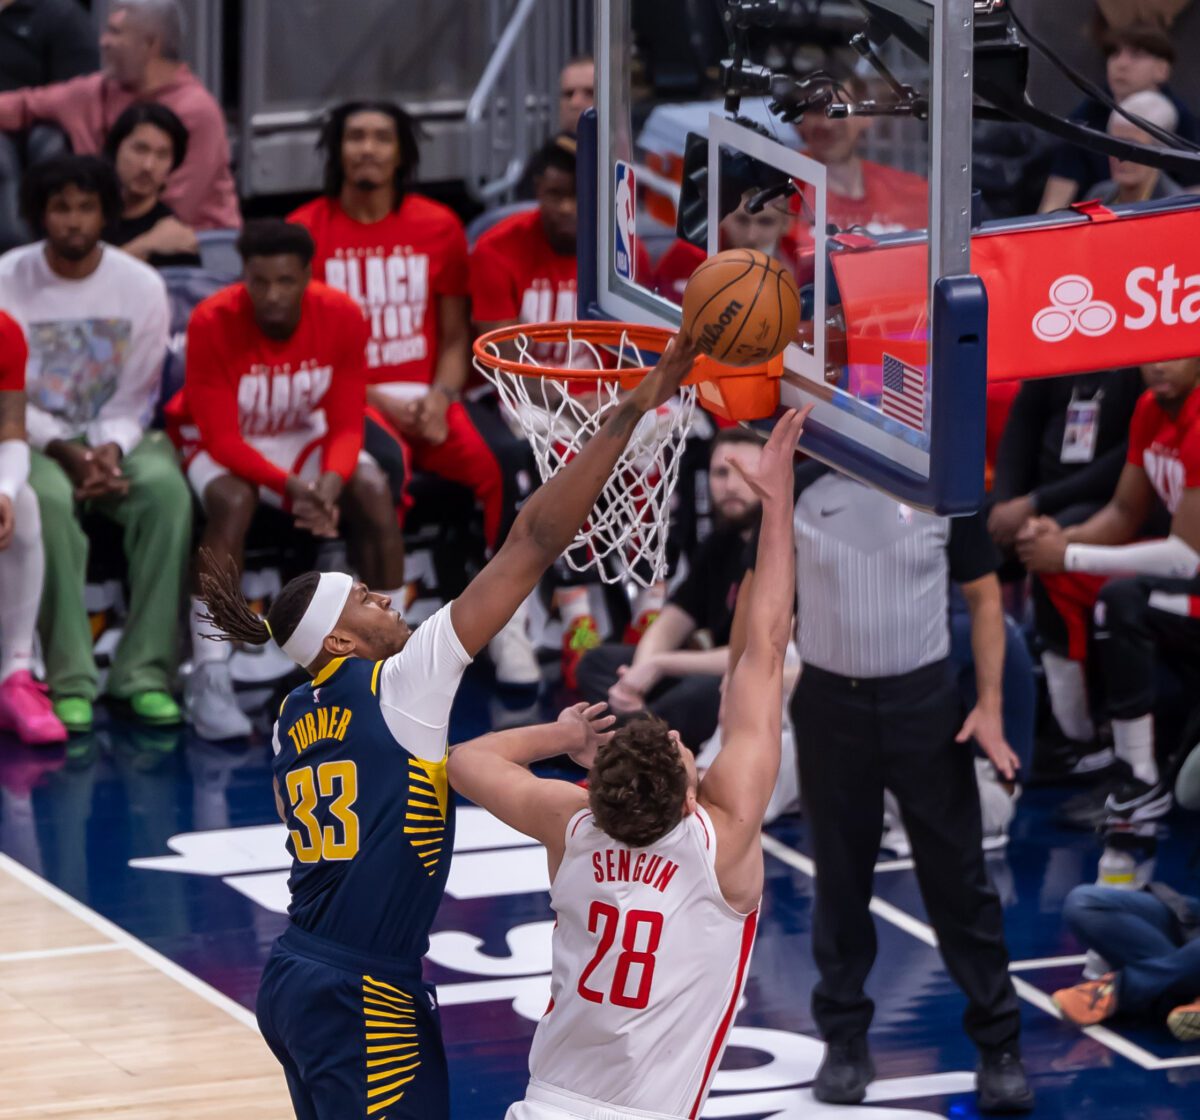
196, 548, 320, 649
588, 715, 689, 848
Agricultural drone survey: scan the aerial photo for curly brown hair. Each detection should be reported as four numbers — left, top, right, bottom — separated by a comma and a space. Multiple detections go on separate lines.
588, 716, 689, 848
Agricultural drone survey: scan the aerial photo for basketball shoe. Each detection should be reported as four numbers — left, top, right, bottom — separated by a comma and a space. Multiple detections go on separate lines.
0, 671, 67, 744
1168, 999, 1200, 1041
561, 615, 601, 691
1052, 974, 1118, 1026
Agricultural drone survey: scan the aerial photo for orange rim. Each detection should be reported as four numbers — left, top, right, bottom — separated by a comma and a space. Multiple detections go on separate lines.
472, 320, 677, 382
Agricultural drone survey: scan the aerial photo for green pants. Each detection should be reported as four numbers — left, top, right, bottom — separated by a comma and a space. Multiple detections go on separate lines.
30, 432, 192, 701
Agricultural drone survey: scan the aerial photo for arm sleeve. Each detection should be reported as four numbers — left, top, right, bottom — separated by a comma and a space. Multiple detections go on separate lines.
948, 509, 1000, 584
377, 604, 474, 761
991, 380, 1047, 502
320, 309, 369, 480
86, 277, 168, 455
46, 2, 100, 82
1033, 440, 1128, 515
185, 312, 289, 494
469, 241, 521, 322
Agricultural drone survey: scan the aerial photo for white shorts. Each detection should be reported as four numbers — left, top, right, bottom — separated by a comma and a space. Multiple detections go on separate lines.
185, 429, 375, 509
506, 1081, 683, 1120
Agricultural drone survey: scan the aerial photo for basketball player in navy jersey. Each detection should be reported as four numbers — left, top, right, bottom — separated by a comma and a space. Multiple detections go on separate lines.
197, 334, 698, 1120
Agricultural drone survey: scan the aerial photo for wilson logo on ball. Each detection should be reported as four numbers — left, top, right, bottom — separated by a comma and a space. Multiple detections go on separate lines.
698, 299, 744, 353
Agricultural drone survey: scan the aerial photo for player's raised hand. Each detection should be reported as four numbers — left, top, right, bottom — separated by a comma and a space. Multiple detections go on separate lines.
728, 406, 812, 504
557, 701, 617, 769
631, 330, 701, 412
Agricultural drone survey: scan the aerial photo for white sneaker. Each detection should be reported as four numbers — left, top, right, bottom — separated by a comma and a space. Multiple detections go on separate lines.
977, 758, 1018, 851
489, 610, 541, 687
880, 790, 911, 858
185, 661, 252, 741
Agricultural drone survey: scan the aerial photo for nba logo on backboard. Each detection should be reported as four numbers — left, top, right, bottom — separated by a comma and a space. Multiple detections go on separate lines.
614, 161, 637, 282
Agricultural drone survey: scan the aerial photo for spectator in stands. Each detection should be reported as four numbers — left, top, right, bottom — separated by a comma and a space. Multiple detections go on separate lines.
0, 0, 98, 251
1052, 875, 1199, 1040
0, 155, 188, 734
103, 102, 200, 268
1018, 356, 1200, 830
0, 0, 240, 231
559, 55, 595, 135
290, 100, 537, 686
1039, 22, 1198, 212
988, 367, 1144, 774
792, 72, 928, 241
1086, 91, 1186, 204
574, 429, 763, 748
0, 309, 65, 744
170, 220, 405, 740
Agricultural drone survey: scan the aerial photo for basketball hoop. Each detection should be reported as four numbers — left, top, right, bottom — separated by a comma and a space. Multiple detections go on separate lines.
472, 320, 780, 587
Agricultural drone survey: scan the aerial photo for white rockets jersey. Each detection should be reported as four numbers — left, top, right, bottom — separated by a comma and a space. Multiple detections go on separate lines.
527, 805, 759, 1119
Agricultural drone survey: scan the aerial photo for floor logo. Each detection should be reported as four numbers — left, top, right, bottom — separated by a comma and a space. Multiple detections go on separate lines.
1032, 275, 1117, 343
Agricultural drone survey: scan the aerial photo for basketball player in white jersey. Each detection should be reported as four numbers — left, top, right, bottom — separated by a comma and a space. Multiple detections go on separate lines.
448, 406, 810, 1120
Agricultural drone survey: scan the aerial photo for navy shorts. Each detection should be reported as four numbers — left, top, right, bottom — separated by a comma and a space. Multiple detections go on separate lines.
257, 930, 448, 1120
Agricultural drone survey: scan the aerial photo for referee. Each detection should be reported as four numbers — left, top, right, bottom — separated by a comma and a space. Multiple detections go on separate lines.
745, 466, 1033, 1113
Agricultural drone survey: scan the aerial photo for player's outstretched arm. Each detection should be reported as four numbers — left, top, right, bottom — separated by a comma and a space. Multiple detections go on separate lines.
447, 703, 615, 878
700, 408, 809, 911
449, 333, 699, 656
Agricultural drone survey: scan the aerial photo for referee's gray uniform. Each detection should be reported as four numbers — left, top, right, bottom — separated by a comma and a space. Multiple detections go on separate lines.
783, 470, 1021, 1055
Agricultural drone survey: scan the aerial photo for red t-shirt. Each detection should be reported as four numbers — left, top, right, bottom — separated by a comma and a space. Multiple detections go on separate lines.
470, 208, 578, 325
1127, 387, 1200, 515
176, 282, 370, 495
788, 160, 929, 251
288, 194, 468, 386
0, 310, 26, 392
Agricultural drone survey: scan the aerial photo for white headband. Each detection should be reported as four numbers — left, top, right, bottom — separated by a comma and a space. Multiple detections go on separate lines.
279, 572, 353, 668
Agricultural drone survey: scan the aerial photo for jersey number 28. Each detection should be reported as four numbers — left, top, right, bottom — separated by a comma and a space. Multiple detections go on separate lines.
577, 902, 664, 1010
286, 760, 360, 863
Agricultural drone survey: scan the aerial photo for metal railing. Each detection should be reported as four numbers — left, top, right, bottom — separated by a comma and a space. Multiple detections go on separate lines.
464, 0, 593, 204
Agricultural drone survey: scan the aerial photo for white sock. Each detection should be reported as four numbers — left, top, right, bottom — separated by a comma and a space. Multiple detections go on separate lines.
1112, 715, 1158, 785
0, 486, 43, 683
557, 587, 591, 628
191, 596, 231, 664
1042, 651, 1096, 743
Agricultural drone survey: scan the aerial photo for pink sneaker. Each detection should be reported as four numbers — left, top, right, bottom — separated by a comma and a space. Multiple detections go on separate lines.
0, 671, 69, 745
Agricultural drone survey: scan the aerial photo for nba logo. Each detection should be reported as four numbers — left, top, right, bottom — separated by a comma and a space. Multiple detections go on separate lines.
614, 162, 637, 282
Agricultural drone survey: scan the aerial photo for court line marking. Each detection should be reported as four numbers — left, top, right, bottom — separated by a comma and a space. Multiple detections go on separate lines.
1008, 954, 1089, 972
759, 833, 1200, 1073
0, 853, 260, 1032
0, 942, 125, 964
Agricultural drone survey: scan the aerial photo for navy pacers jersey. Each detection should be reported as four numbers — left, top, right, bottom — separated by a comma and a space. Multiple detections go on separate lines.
271, 655, 454, 962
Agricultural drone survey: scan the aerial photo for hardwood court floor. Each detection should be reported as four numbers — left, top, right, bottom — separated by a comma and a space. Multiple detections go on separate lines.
0, 856, 289, 1120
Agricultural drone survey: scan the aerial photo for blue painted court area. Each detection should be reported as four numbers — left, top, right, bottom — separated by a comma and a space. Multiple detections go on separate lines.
2, 664, 1198, 1120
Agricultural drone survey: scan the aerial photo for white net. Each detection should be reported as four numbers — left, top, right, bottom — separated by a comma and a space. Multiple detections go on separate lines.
474, 325, 698, 587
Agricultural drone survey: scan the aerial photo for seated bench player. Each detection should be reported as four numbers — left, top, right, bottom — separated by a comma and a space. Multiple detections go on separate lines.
0, 154, 188, 734
1019, 356, 1200, 828
168, 219, 406, 740
0, 309, 65, 744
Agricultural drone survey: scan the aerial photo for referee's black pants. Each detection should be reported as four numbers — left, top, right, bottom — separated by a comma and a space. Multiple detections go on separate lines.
791, 658, 1021, 1054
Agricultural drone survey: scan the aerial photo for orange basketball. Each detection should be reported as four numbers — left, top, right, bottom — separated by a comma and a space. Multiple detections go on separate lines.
680, 248, 801, 366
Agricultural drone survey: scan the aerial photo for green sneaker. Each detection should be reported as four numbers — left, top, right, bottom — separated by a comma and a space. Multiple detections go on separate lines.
53, 696, 94, 733
129, 690, 182, 726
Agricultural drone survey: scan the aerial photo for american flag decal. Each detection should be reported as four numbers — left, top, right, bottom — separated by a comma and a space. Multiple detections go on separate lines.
881, 353, 926, 432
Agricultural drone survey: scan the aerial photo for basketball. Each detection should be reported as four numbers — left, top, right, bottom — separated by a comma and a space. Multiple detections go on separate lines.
680, 249, 801, 366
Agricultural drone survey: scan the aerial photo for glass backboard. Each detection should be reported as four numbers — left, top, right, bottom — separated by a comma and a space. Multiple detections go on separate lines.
580, 0, 987, 513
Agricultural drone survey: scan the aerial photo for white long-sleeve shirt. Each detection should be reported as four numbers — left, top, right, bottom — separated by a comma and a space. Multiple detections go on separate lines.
0, 242, 169, 455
